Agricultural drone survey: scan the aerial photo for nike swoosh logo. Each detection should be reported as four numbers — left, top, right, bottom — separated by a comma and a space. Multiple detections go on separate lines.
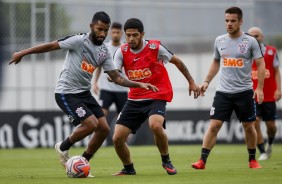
221, 48, 226, 50
133, 58, 139, 61
248, 115, 255, 120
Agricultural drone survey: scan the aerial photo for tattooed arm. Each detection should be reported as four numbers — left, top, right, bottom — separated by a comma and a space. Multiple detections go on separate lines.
169, 55, 200, 98
106, 69, 159, 92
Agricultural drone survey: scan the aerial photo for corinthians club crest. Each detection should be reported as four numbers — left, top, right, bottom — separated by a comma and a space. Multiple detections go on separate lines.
238, 43, 248, 54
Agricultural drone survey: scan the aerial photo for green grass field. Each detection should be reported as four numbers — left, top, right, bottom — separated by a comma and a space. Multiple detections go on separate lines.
1, 145, 282, 184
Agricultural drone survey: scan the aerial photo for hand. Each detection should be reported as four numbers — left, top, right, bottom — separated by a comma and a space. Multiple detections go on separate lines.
274, 89, 281, 101
254, 88, 264, 104
199, 81, 209, 97
107, 76, 113, 82
9, 51, 25, 65
138, 82, 159, 92
188, 81, 200, 99
93, 83, 99, 95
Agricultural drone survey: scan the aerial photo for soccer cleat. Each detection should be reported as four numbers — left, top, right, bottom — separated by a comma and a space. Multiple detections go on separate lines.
258, 153, 269, 161
55, 142, 70, 167
265, 143, 272, 158
87, 171, 95, 178
249, 160, 262, 169
162, 161, 177, 175
112, 168, 136, 176
191, 159, 205, 169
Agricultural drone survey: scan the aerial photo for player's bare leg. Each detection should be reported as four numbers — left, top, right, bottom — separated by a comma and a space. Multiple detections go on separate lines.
112, 124, 136, 175
70, 115, 99, 142
254, 117, 264, 146
149, 115, 177, 175
265, 120, 277, 157
242, 121, 262, 168
149, 115, 168, 155
254, 117, 268, 160
192, 119, 223, 169
102, 108, 109, 117
202, 120, 223, 149
83, 117, 110, 160
55, 115, 99, 167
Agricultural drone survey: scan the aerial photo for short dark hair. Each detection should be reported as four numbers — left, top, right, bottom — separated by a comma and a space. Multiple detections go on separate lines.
225, 7, 243, 20
92, 11, 111, 24
124, 18, 144, 33
111, 22, 122, 30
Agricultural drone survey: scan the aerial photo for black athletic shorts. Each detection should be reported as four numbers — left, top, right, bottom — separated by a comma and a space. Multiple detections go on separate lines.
116, 100, 167, 134
99, 89, 128, 113
55, 91, 104, 126
256, 102, 277, 121
210, 89, 256, 122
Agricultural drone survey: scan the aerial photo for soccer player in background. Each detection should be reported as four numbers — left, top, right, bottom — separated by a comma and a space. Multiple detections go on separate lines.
93, 22, 129, 146
191, 7, 265, 169
249, 27, 281, 160
93, 22, 128, 118
9, 12, 158, 176
111, 18, 200, 175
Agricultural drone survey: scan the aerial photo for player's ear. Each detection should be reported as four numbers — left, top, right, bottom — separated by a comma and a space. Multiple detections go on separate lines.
239, 18, 243, 25
141, 32, 145, 38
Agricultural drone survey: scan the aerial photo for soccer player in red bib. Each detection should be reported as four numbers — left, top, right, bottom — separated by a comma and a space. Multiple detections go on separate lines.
249, 27, 281, 160
112, 18, 200, 175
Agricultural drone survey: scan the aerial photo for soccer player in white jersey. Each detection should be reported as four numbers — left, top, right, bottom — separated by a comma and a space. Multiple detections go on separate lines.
93, 22, 128, 119
9, 12, 158, 176
191, 7, 265, 169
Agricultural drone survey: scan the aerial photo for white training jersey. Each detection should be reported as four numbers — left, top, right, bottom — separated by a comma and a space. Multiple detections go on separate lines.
213, 32, 263, 93
98, 41, 128, 92
55, 33, 117, 94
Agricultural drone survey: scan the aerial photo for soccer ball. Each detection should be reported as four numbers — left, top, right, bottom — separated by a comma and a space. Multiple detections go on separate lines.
65, 156, 90, 178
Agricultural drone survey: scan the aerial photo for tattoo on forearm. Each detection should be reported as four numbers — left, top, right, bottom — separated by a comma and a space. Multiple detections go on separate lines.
176, 61, 193, 82
107, 70, 139, 88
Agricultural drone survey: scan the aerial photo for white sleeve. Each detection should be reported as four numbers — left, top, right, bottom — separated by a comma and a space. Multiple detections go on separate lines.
252, 38, 264, 59
158, 44, 173, 64
113, 48, 124, 70
273, 53, 280, 67
58, 34, 83, 50
101, 50, 117, 72
213, 38, 220, 60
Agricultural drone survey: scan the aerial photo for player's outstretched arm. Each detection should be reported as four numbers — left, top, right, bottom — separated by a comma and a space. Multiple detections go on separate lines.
199, 59, 220, 96
9, 41, 60, 65
169, 56, 200, 99
106, 69, 159, 92
274, 66, 281, 101
254, 57, 265, 104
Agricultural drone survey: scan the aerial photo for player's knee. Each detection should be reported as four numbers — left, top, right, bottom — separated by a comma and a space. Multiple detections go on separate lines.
86, 121, 98, 134
209, 125, 221, 134
112, 134, 125, 146
150, 122, 163, 133
99, 124, 110, 137
243, 123, 255, 133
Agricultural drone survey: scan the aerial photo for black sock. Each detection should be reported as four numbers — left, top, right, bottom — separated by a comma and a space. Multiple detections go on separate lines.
248, 148, 256, 162
257, 143, 266, 153
82, 151, 94, 161
161, 154, 170, 163
124, 163, 135, 171
60, 137, 74, 151
200, 148, 210, 163
268, 137, 275, 145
